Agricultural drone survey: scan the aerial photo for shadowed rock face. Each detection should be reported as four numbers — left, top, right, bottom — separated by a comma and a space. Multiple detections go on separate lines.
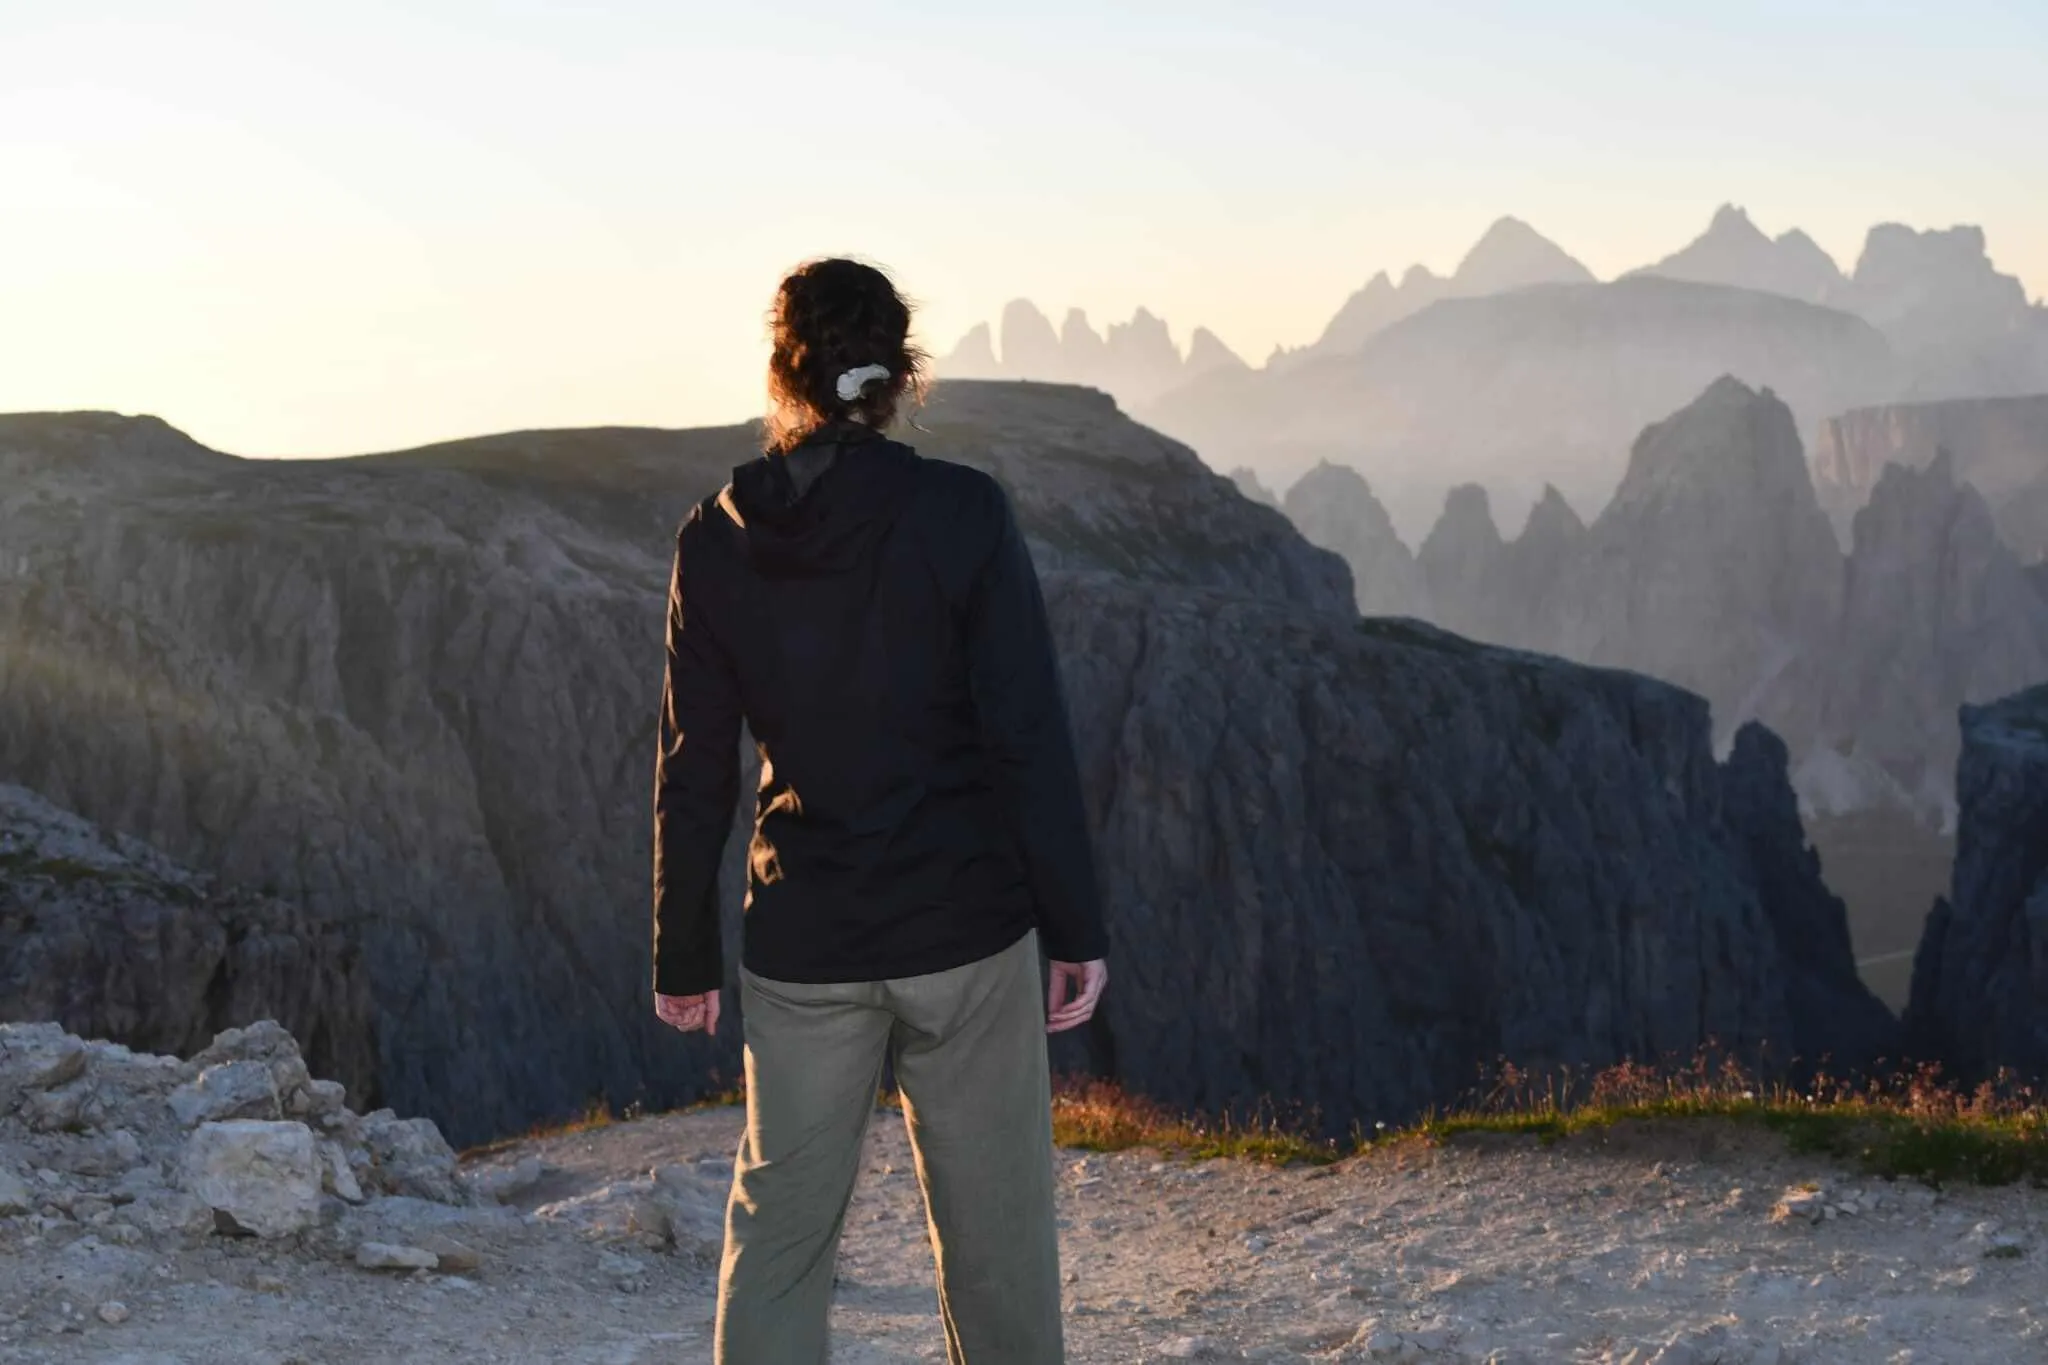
1905, 684, 2048, 1080
1046, 592, 1894, 1130
0, 383, 1888, 1143
0, 785, 375, 1103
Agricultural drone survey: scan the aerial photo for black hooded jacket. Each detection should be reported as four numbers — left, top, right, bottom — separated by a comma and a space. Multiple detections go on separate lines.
651, 422, 1108, 996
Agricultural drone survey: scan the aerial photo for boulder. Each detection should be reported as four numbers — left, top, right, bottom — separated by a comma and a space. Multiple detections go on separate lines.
178, 1119, 323, 1238
358, 1111, 469, 1205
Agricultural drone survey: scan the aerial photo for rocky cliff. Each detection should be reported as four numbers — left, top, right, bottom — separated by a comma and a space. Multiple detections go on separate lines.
1904, 684, 2048, 1080
0, 786, 375, 1104
1047, 587, 1895, 1128
1812, 394, 2048, 556
0, 384, 1889, 1145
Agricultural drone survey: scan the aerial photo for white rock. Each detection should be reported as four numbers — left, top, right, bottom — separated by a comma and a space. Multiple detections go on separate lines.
290, 1077, 348, 1121
355, 1240, 438, 1271
1155, 1337, 1235, 1360
317, 1140, 363, 1204
178, 1120, 321, 1238
95, 1301, 129, 1325
168, 1061, 281, 1128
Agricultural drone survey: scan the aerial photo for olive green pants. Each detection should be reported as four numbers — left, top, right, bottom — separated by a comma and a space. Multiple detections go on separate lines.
714, 928, 1065, 1364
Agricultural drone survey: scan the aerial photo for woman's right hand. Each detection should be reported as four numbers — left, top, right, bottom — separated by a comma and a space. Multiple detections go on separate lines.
1046, 959, 1107, 1033
655, 990, 722, 1036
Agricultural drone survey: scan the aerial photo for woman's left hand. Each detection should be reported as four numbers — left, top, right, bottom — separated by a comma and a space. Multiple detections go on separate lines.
655, 990, 722, 1036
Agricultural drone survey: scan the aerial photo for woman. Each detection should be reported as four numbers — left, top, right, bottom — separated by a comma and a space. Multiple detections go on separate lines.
650, 256, 1110, 1363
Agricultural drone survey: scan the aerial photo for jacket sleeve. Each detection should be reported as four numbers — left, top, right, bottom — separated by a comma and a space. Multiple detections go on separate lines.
651, 523, 744, 997
963, 482, 1109, 963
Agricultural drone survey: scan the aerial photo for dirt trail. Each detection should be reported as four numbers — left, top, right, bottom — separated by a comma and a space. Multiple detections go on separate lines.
4, 1104, 2044, 1363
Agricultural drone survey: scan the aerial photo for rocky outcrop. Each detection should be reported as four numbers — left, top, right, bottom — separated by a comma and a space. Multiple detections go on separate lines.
1904, 684, 2048, 1080
0, 784, 375, 1105
1811, 394, 2048, 556
1045, 585, 1895, 1130
939, 305, 1248, 410
1281, 462, 1426, 617
1148, 278, 1896, 542
1634, 205, 1848, 306
0, 387, 1347, 1147
0, 1018, 472, 1250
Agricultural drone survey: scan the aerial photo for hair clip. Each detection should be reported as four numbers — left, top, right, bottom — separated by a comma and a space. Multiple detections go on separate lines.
836, 365, 891, 402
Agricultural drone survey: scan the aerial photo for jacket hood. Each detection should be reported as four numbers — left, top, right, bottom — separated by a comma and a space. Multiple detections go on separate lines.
719, 424, 920, 577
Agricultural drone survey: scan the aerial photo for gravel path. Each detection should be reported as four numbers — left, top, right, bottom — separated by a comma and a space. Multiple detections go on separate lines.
3, 1106, 2043, 1363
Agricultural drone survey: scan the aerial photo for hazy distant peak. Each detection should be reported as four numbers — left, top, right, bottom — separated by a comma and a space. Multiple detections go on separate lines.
1000, 297, 1054, 329
1705, 203, 1764, 239
1186, 326, 1250, 377
1636, 207, 1847, 305
1453, 216, 1595, 293
1521, 483, 1587, 541
1424, 482, 1504, 549
1400, 263, 1440, 289
943, 321, 998, 372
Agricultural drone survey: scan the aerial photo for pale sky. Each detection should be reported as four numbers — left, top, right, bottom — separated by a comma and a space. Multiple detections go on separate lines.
3, 0, 2045, 456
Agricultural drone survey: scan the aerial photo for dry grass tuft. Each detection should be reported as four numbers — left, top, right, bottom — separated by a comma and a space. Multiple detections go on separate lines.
1045, 1056, 2048, 1188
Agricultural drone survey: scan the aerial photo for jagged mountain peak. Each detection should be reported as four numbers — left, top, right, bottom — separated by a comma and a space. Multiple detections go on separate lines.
1454, 216, 1595, 293
1520, 484, 1588, 543
1185, 327, 1248, 379
1608, 376, 1820, 512
1704, 203, 1766, 240
1421, 482, 1504, 553
1633, 207, 1847, 305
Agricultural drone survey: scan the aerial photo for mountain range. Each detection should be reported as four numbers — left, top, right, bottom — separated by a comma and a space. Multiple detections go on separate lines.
940, 208, 2048, 537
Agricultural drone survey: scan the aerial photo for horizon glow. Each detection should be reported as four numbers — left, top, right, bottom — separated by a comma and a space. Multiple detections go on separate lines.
2, 0, 2044, 456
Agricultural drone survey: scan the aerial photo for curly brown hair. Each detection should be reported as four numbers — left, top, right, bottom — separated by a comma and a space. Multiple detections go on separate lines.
762, 257, 931, 453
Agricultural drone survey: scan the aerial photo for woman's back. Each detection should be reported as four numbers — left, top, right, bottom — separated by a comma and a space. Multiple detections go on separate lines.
664, 420, 1093, 985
